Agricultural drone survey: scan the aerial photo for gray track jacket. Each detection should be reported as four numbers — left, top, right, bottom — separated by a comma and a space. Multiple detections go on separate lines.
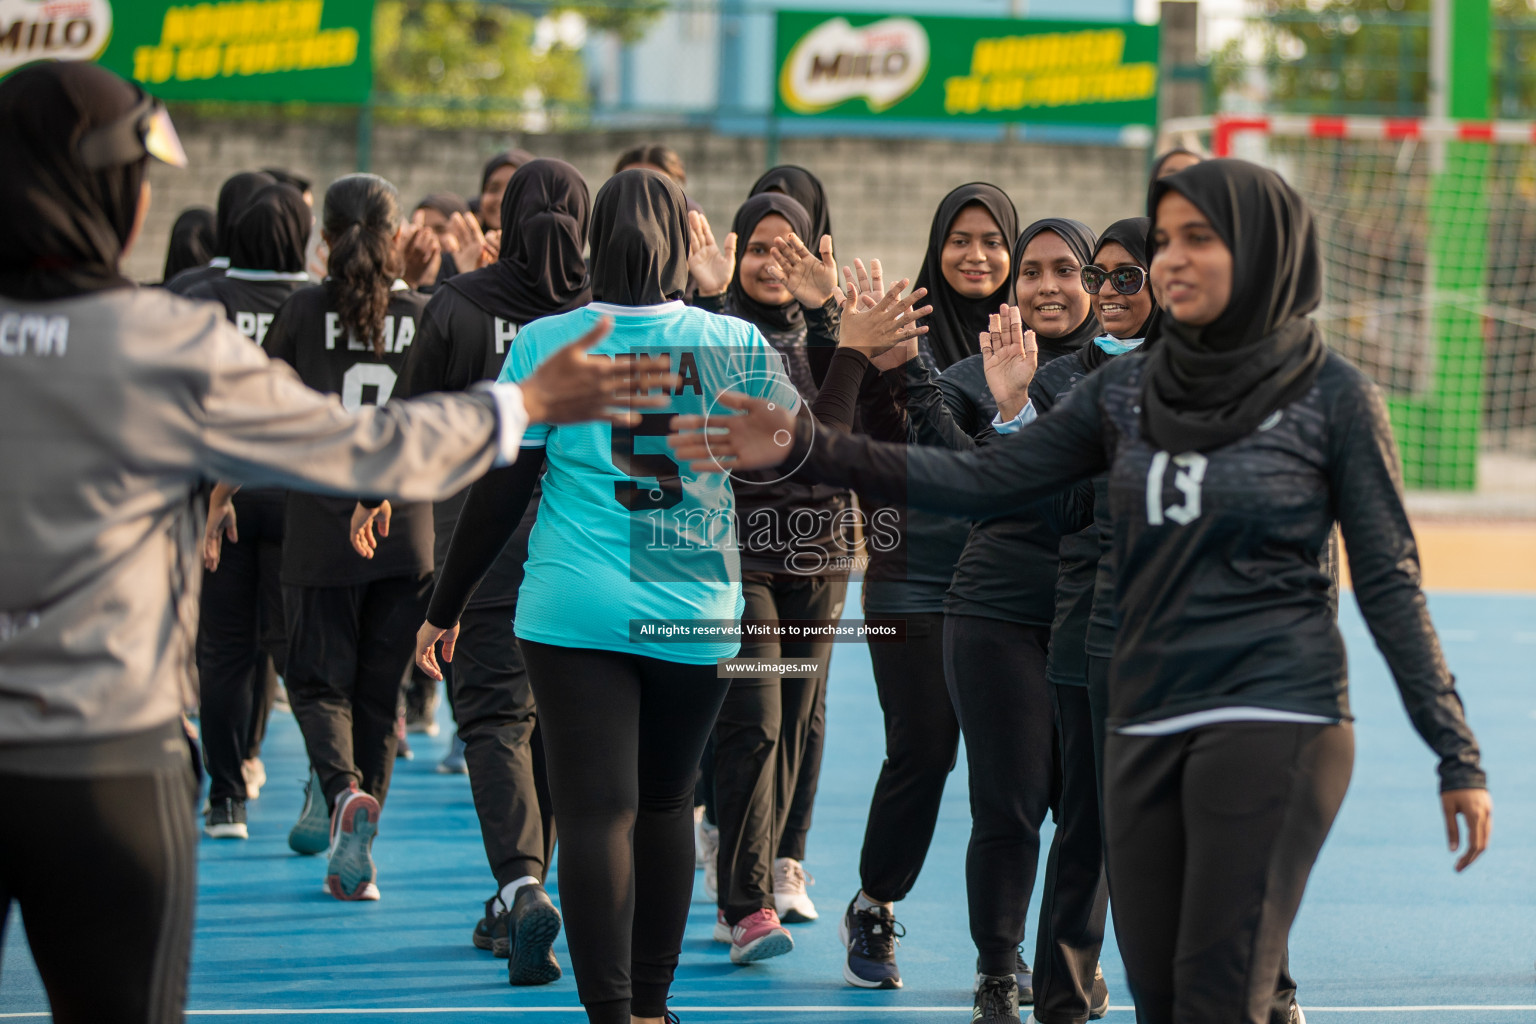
0, 288, 525, 759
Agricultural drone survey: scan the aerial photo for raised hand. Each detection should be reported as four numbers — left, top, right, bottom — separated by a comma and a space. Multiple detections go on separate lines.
768, 232, 838, 308
520, 317, 682, 426
667, 392, 798, 473
444, 211, 486, 273
399, 220, 440, 288
980, 304, 1038, 420
479, 230, 501, 268
842, 258, 886, 313
687, 209, 737, 297
350, 500, 391, 559
838, 275, 930, 364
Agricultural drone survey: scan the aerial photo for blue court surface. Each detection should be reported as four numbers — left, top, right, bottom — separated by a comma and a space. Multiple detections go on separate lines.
3, 588, 1534, 1022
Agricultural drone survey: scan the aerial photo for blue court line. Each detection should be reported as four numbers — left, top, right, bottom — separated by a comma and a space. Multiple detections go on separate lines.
4, 590, 1534, 1023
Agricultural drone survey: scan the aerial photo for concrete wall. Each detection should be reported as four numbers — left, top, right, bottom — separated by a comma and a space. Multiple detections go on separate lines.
131, 114, 1151, 284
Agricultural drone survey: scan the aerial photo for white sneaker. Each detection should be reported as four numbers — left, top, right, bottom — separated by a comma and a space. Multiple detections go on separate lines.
712, 908, 732, 943
242, 757, 266, 800
773, 857, 817, 923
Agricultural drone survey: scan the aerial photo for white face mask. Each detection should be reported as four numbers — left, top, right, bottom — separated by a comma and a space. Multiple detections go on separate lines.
1093, 334, 1144, 356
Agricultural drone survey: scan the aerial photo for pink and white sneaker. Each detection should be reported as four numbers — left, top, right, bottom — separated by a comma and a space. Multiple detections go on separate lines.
728, 907, 794, 964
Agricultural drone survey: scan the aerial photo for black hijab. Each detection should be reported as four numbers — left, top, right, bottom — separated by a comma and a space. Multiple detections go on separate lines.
213, 171, 278, 258
1147, 148, 1202, 218
913, 183, 1019, 371
589, 169, 690, 306
1081, 215, 1159, 371
1013, 217, 1100, 365
447, 158, 592, 322
162, 207, 215, 282
725, 192, 814, 334
228, 184, 311, 274
1141, 159, 1327, 454
481, 149, 536, 192
0, 62, 150, 300
750, 165, 833, 245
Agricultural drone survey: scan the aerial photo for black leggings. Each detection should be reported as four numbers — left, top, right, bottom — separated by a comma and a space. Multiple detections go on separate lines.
446, 604, 555, 887
712, 573, 844, 924
857, 611, 958, 903
520, 640, 729, 1024
0, 763, 198, 1023
1104, 721, 1353, 1023
198, 488, 286, 803
1031, 684, 1110, 1024
284, 576, 430, 807
944, 613, 1056, 976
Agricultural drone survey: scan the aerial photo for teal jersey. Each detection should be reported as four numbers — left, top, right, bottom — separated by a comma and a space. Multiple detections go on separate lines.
500, 300, 799, 664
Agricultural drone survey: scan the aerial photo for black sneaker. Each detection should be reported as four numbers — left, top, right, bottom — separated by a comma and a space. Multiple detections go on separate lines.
1089, 962, 1109, 1020
204, 797, 248, 839
507, 882, 563, 985
1014, 948, 1035, 1005
472, 894, 510, 957
837, 895, 903, 989
973, 972, 1021, 1023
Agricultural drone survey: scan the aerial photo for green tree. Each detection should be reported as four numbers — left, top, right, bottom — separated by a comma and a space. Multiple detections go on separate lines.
372, 1, 664, 128
1210, 0, 1536, 117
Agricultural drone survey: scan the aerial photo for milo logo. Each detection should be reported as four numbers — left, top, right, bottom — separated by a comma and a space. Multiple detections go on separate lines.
779, 16, 928, 115
0, 0, 112, 75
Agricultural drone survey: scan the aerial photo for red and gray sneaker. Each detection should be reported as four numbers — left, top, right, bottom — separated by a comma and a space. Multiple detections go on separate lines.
325, 784, 381, 901
727, 907, 794, 964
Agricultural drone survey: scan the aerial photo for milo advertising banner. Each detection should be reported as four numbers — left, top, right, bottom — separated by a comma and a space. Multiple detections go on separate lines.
0, 0, 372, 102
776, 10, 1159, 126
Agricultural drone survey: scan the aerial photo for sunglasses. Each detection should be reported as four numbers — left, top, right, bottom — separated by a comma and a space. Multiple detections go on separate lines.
1081, 264, 1146, 296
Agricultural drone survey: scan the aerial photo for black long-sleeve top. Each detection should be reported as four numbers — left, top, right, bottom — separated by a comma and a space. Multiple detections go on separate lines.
858, 343, 976, 615
1027, 351, 1103, 682
695, 293, 853, 576
788, 350, 1485, 791
399, 286, 541, 610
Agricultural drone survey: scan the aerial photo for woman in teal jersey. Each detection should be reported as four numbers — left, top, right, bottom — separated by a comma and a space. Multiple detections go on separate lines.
416, 169, 798, 1024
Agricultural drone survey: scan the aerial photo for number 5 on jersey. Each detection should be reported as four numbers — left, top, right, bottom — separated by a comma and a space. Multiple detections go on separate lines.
613, 412, 683, 512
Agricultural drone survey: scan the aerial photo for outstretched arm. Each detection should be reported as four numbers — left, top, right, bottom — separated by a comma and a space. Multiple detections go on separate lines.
671, 374, 1110, 521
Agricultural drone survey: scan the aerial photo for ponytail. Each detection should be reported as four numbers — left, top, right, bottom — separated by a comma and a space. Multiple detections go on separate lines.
322, 173, 402, 357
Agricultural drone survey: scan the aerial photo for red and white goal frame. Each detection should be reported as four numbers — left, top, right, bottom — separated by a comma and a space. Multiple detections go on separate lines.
1157, 113, 1536, 156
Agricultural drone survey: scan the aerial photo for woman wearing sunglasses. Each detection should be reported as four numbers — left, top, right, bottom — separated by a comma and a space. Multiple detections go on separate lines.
670, 158, 1491, 1024
890, 216, 1103, 1022
983, 218, 1155, 1024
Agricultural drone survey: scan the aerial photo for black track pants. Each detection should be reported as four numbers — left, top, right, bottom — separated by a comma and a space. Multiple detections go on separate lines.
778, 657, 828, 862
944, 613, 1056, 976
712, 573, 844, 925
1104, 721, 1353, 1023
1031, 684, 1110, 1024
448, 604, 556, 886
0, 763, 197, 1023
1086, 655, 1301, 1023
198, 488, 286, 803
520, 640, 729, 1024
284, 575, 430, 808
857, 612, 958, 903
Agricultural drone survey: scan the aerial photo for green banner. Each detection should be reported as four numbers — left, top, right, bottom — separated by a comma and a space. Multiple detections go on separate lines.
0, 0, 372, 103
775, 10, 1159, 125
